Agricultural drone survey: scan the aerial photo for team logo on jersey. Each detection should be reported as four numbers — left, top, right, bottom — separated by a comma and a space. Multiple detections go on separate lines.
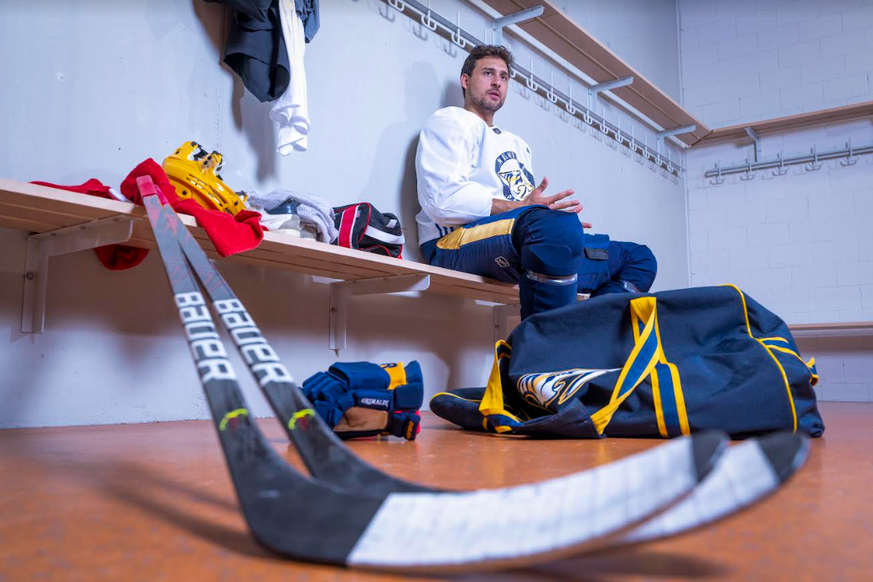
517, 368, 619, 411
495, 151, 535, 201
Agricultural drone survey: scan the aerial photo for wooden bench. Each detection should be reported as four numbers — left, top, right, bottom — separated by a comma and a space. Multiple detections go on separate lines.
3, 178, 870, 346
0, 177, 521, 349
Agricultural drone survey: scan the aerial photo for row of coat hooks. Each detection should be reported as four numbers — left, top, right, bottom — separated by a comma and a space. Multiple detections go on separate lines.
706, 129, 873, 184
382, 0, 693, 177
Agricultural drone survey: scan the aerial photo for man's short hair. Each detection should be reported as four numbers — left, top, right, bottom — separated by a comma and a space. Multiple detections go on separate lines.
461, 45, 514, 97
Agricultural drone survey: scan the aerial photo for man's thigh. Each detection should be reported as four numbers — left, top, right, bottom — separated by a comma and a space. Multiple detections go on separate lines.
428, 216, 524, 284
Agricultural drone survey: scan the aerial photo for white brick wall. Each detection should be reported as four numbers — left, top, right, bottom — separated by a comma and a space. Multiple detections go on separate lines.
680, 0, 873, 401
679, 0, 873, 127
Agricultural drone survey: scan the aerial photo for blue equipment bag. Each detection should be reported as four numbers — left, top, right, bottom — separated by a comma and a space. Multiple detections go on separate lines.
431, 285, 824, 439
303, 361, 424, 440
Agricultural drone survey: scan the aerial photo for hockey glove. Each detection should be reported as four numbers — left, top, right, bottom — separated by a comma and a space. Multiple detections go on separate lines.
302, 361, 423, 440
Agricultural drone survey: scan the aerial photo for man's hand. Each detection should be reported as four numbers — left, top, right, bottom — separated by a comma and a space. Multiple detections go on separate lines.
490, 176, 593, 228
529, 176, 581, 214
529, 177, 593, 228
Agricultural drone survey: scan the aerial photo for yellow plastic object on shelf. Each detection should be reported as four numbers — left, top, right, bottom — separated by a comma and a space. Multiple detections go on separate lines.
162, 141, 248, 215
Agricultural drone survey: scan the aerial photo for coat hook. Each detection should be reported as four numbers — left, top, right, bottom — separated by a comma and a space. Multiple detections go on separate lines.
616, 114, 624, 145
451, 12, 466, 48
566, 82, 576, 115
772, 151, 788, 176
710, 161, 726, 185
421, 1, 437, 31
841, 139, 858, 166
806, 145, 822, 171
643, 134, 653, 160
740, 157, 757, 181
547, 72, 558, 103
388, 0, 406, 11
526, 59, 539, 92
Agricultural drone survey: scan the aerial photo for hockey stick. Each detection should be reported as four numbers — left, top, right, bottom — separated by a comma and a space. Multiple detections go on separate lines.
139, 178, 726, 571
154, 186, 430, 495
617, 429, 810, 547
148, 179, 811, 551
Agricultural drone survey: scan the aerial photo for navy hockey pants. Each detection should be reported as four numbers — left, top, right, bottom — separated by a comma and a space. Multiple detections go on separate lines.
421, 206, 657, 319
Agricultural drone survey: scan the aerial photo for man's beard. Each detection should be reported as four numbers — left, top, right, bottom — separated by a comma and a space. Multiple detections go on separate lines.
472, 91, 504, 113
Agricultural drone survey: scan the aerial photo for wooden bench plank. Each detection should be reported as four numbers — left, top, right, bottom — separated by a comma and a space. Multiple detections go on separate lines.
0, 177, 520, 305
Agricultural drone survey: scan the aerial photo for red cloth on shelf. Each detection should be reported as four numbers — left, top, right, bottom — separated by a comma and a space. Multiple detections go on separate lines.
29, 178, 149, 271
120, 159, 264, 258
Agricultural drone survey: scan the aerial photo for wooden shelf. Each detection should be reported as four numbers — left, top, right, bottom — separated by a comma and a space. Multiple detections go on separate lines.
693, 101, 873, 147
480, 0, 711, 146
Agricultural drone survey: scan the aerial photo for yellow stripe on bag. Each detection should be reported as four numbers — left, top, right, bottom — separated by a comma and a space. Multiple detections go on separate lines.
591, 297, 662, 435
723, 284, 798, 432
654, 312, 690, 437
631, 298, 689, 439
632, 302, 668, 438
651, 366, 668, 438
432, 392, 482, 404
478, 340, 521, 425
436, 219, 515, 250
765, 345, 819, 386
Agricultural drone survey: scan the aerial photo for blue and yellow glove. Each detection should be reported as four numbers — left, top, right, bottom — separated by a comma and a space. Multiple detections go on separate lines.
301, 361, 424, 440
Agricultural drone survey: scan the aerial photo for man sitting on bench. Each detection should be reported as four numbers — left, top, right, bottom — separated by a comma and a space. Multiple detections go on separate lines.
415, 45, 657, 319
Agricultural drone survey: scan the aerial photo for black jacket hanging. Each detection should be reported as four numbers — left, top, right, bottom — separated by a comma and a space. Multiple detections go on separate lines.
203, 0, 320, 103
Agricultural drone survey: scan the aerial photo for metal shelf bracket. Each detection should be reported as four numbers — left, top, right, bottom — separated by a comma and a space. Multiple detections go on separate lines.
656, 124, 698, 143
493, 303, 519, 344
588, 76, 634, 109
21, 216, 135, 333
492, 5, 543, 45
328, 274, 431, 350
745, 127, 762, 162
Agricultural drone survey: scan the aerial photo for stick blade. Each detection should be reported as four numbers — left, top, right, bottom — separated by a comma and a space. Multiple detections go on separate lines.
341, 431, 726, 572
617, 430, 810, 546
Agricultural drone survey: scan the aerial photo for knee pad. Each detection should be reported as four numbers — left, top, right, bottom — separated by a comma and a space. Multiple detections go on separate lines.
633, 244, 657, 269
517, 210, 584, 278
610, 243, 656, 293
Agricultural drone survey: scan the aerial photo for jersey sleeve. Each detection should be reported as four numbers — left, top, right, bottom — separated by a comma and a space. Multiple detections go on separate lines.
415, 112, 495, 226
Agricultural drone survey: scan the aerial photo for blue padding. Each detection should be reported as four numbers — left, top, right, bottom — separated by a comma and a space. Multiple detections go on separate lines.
516, 208, 584, 276
394, 382, 424, 410
313, 400, 342, 428
385, 410, 421, 440
404, 361, 423, 386
301, 371, 344, 401
329, 362, 390, 392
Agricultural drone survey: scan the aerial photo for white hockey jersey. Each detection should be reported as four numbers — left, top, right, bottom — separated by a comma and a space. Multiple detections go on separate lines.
415, 107, 535, 245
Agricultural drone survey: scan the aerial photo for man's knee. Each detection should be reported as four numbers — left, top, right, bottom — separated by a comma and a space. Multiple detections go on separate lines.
631, 244, 657, 275
515, 208, 584, 277
623, 243, 657, 292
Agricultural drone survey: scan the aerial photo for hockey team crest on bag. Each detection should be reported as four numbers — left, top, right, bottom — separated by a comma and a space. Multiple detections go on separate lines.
333, 202, 404, 258
431, 285, 825, 439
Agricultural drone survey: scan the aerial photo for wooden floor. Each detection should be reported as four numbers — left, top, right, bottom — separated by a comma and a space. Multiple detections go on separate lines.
1, 402, 871, 581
